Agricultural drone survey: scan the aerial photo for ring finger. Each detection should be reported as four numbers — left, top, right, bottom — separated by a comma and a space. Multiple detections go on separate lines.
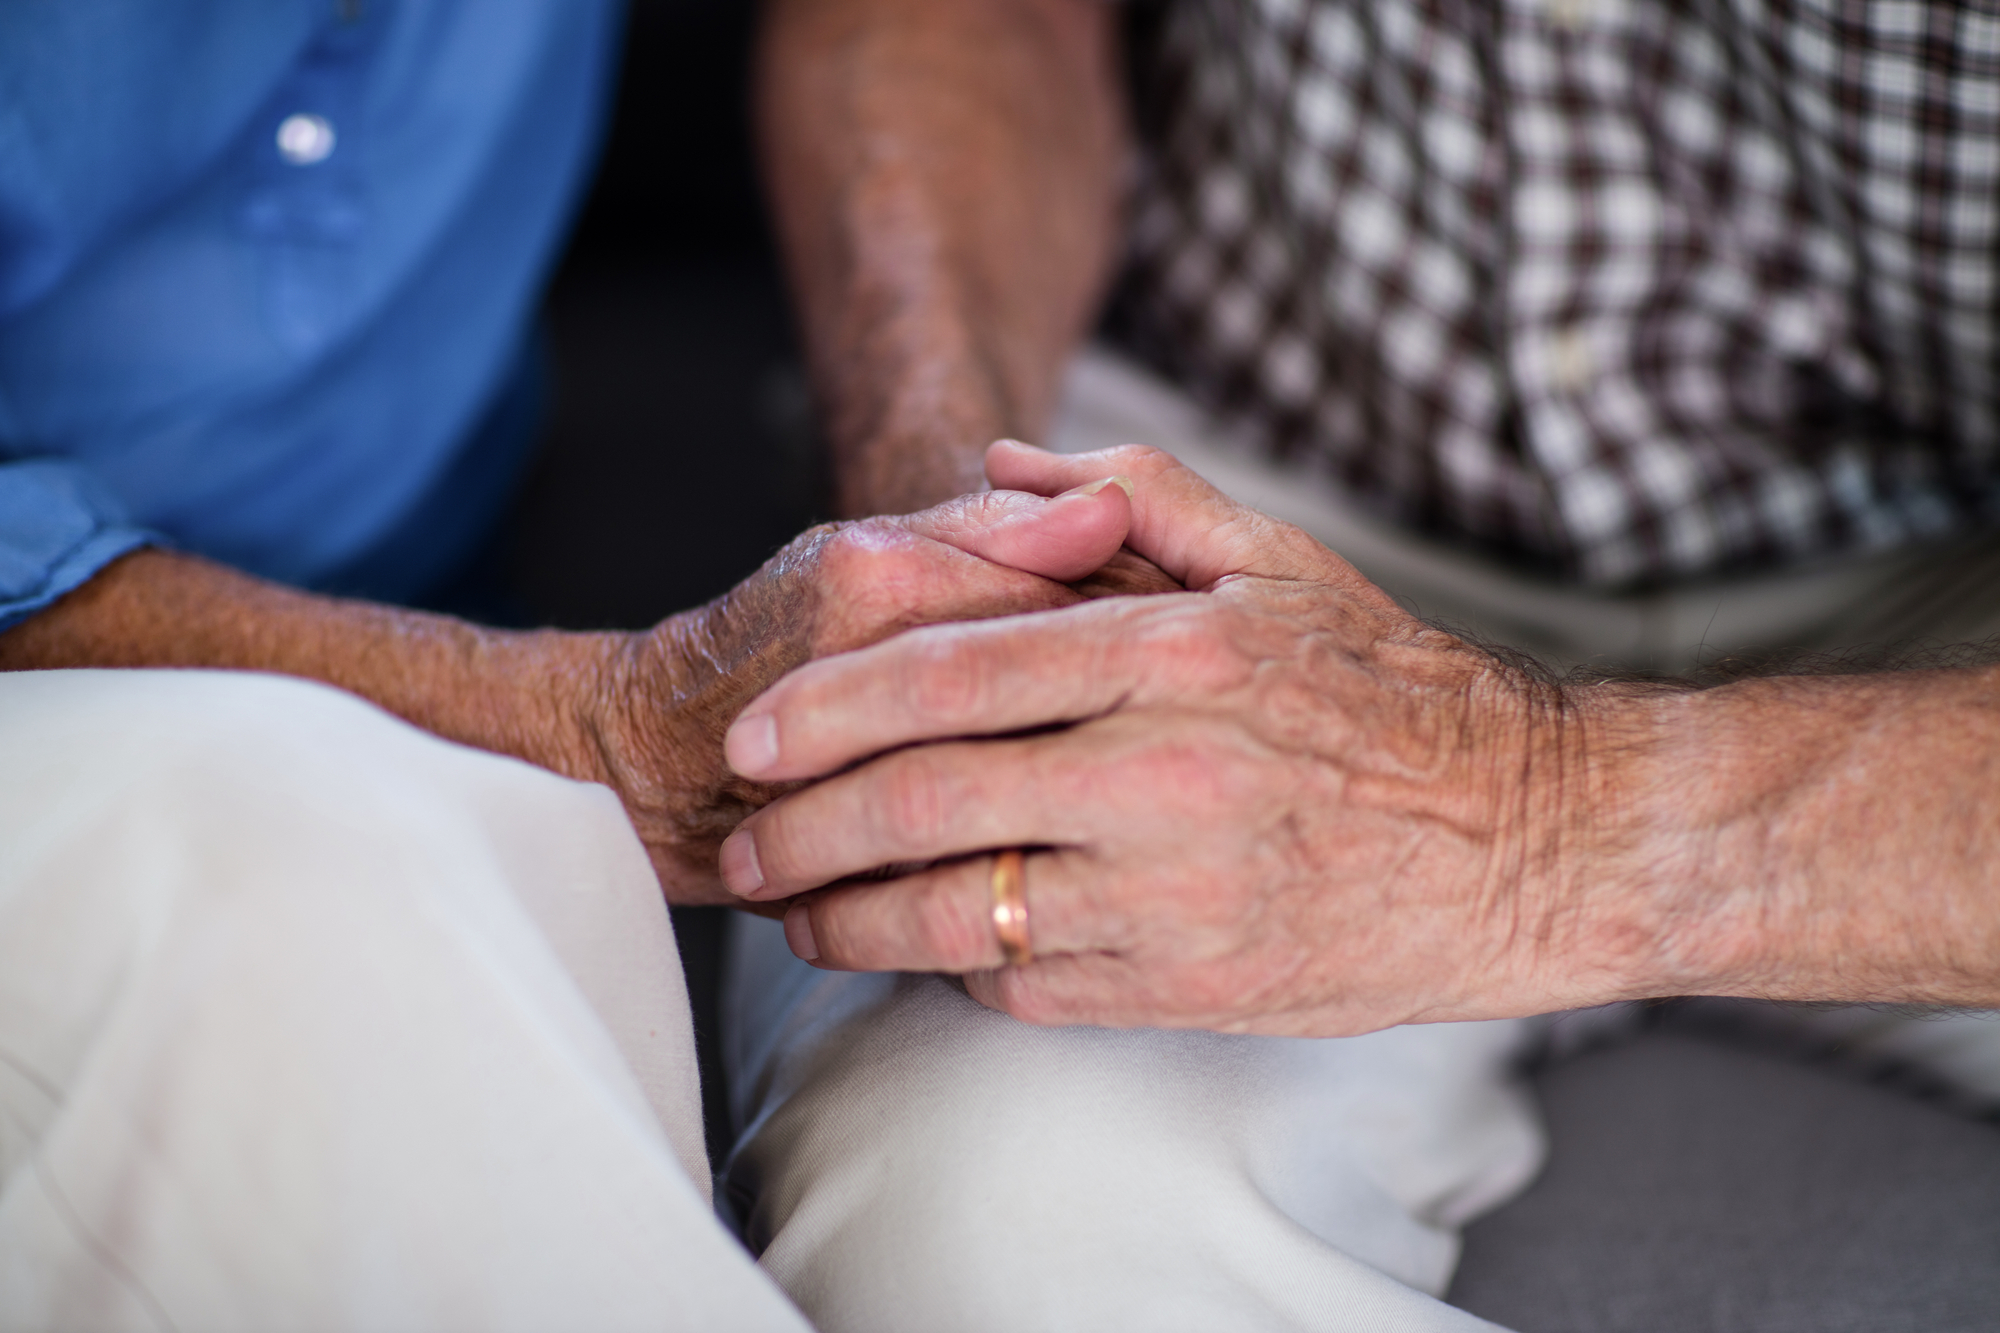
793, 846, 1130, 974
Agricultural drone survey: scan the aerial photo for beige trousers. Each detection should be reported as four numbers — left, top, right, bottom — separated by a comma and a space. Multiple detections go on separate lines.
0, 669, 807, 1332
716, 346, 2000, 1333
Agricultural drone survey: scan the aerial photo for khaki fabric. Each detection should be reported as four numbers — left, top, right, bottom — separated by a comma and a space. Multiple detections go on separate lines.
0, 670, 808, 1333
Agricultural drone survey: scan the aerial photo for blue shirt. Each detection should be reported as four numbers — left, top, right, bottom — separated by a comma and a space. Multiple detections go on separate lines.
0, 0, 618, 628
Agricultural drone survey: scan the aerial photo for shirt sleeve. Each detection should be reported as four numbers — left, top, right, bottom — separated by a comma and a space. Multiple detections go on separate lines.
0, 459, 158, 632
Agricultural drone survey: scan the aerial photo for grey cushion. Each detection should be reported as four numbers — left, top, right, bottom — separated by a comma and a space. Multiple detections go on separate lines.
1447, 1032, 2000, 1332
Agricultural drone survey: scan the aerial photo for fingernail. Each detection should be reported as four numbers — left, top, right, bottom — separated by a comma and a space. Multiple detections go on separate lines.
726, 713, 780, 776
783, 900, 819, 961
1057, 475, 1135, 500
719, 829, 765, 896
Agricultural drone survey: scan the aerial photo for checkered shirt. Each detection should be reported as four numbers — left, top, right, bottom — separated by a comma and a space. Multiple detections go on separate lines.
1118, 0, 2000, 585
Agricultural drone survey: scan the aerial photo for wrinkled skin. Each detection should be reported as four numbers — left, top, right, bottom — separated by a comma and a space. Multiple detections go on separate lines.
720, 447, 2000, 1026
569, 481, 1177, 903
0, 477, 1163, 911
716, 442, 1664, 1033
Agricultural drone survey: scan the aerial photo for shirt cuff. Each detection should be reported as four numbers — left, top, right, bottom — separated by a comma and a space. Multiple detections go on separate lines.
0, 459, 160, 632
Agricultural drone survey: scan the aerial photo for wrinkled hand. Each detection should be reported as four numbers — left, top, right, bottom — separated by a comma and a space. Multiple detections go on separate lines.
565, 478, 1155, 904
715, 442, 1659, 1035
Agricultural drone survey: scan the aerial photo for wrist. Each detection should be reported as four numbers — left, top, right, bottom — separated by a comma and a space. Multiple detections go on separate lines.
431, 613, 757, 903
1622, 673, 2000, 1007
810, 307, 1048, 517
444, 625, 632, 787
1559, 676, 1931, 1006
1601, 684, 1780, 1000
1504, 676, 1709, 1009
571, 610, 766, 899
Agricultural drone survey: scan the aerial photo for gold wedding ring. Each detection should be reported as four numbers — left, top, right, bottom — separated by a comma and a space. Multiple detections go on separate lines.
989, 849, 1033, 967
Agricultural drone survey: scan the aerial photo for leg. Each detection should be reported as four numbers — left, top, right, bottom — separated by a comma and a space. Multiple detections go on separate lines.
0, 669, 807, 1332
723, 915, 1538, 1332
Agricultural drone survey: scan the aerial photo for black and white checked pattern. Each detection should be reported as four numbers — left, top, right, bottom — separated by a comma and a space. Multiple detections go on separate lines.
1120, 0, 2000, 584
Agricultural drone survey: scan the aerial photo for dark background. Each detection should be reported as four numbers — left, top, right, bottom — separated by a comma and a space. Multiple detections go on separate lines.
501, 0, 813, 1168
510, 0, 818, 631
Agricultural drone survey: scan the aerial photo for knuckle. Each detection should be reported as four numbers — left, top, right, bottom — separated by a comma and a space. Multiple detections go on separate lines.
816, 524, 887, 583
812, 546, 875, 615
1135, 605, 1249, 690
808, 894, 873, 967
770, 522, 848, 591
911, 876, 993, 969
821, 522, 929, 585
1101, 442, 1177, 477
871, 753, 952, 852
899, 634, 986, 724
747, 809, 814, 886
817, 534, 943, 640
813, 912, 885, 974
777, 520, 844, 562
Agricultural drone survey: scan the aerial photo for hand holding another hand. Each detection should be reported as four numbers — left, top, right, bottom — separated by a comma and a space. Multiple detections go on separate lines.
568, 475, 1157, 904
717, 442, 1679, 1035
0, 460, 1167, 912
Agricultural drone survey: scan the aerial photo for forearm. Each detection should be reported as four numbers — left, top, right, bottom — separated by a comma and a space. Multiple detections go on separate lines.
1602, 667, 2000, 1007
758, 0, 1126, 516
0, 487, 1140, 905
0, 549, 621, 784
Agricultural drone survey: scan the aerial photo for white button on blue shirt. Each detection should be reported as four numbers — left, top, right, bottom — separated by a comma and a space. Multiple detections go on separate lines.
277, 114, 339, 166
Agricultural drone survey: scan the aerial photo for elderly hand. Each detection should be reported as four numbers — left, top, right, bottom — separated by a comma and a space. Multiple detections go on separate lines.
715, 442, 1679, 1034
568, 478, 1151, 904
0, 473, 1151, 910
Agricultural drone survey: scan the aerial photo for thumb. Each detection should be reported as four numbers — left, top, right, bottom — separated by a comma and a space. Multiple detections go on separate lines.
892, 478, 1133, 584
984, 439, 1364, 593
